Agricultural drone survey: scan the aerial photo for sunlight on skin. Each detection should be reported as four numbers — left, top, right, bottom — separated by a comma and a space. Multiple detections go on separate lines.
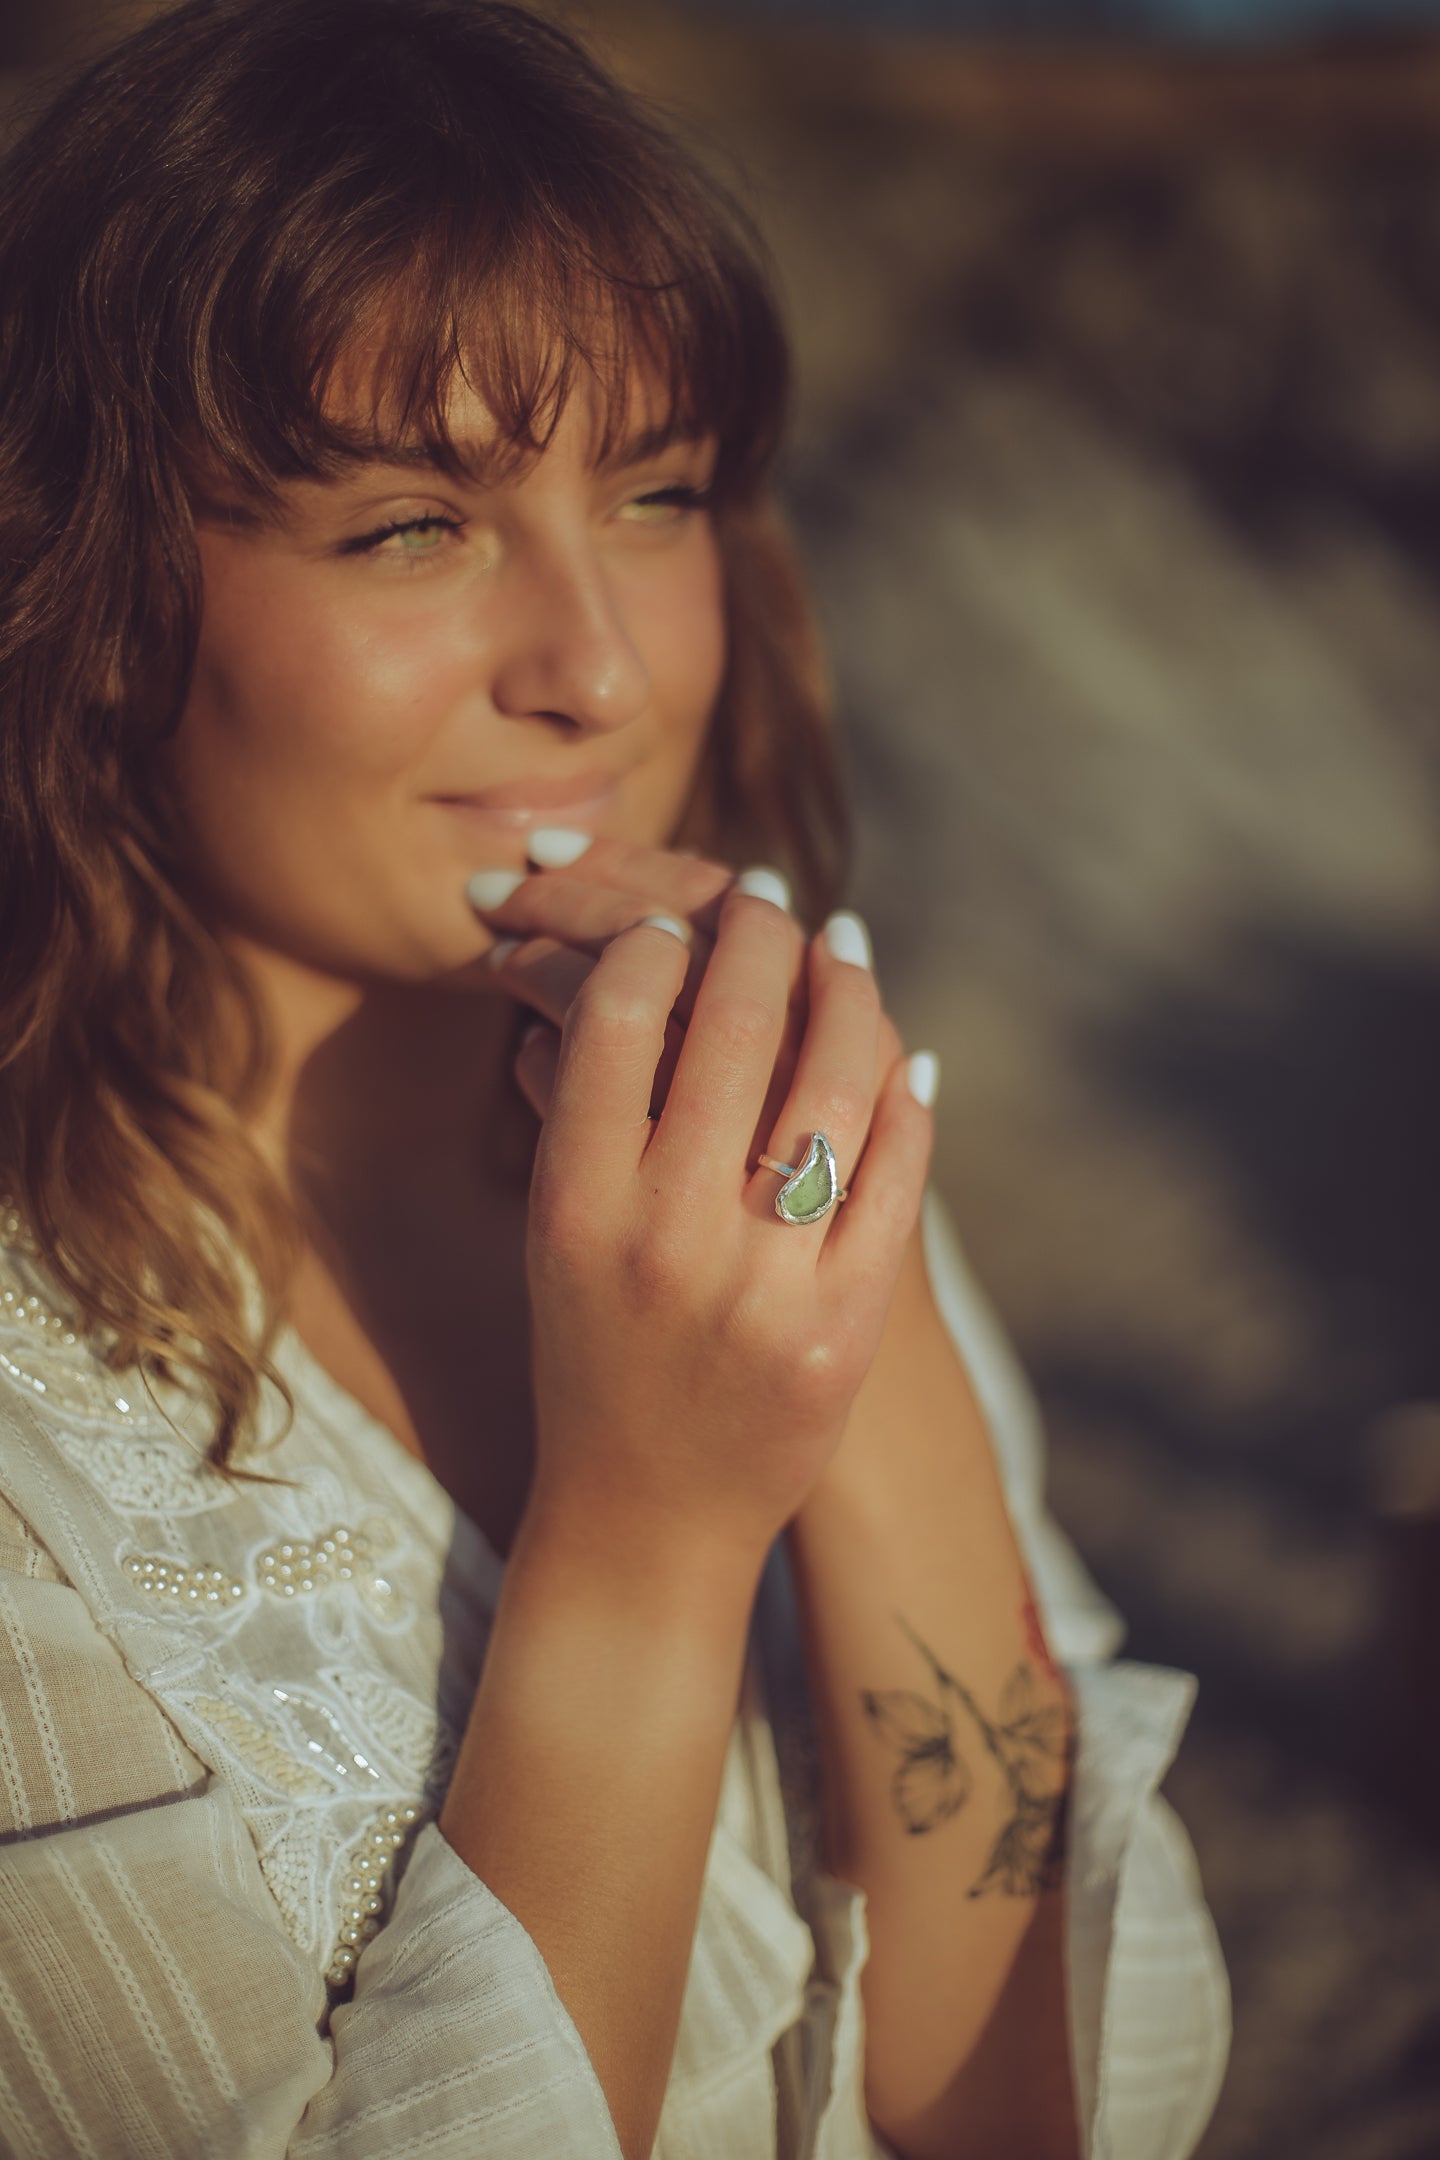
159, 361, 727, 1185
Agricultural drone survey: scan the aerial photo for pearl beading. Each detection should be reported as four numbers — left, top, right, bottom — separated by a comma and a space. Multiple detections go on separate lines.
124, 1552, 248, 1606
190, 1692, 332, 1800
325, 1802, 421, 1986
0, 1285, 80, 1352
255, 1518, 405, 1624
257, 1524, 383, 1597
0, 1200, 40, 1261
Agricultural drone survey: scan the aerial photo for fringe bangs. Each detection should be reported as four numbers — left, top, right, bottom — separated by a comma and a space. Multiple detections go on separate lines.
0, 0, 848, 1478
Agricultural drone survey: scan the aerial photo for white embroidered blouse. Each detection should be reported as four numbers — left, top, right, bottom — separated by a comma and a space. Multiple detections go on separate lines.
0, 1183, 1230, 2160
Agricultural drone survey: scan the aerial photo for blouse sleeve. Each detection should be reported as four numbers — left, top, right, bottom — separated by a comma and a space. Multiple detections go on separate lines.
758, 1184, 1232, 2160
0, 1491, 622, 2160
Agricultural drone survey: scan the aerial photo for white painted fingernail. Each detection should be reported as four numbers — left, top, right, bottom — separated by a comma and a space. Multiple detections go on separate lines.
638, 911, 692, 945
467, 868, 526, 910
486, 936, 521, 970
735, 864, 792, 911
906, 1051, 940, 1107
526, 827, 594, 867
823, 910, 872, 969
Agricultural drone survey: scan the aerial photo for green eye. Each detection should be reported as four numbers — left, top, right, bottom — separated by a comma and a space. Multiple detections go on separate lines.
342, 515, 460, 557
621, 486, 710, 522
392, 521, 447, 552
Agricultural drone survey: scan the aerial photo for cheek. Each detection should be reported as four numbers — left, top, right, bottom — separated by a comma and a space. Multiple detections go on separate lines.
162, 545, 491, 965
183, 547, 470, 790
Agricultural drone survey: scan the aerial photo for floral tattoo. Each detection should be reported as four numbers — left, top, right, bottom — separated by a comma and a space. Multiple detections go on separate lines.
859, 1610, 1073, 1896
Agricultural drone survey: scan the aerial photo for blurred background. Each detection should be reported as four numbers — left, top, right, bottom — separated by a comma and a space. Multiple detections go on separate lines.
5, 0, 1440, 2153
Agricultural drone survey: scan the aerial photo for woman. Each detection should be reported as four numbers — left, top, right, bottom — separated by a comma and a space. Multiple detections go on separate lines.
0, 2, 1229, 2155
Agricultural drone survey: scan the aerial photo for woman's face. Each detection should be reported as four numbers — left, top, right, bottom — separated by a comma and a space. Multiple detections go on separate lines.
162, 363, 727, 988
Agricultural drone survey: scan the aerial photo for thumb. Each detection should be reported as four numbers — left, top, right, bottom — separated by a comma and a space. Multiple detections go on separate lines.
513, 1018, 562, 1120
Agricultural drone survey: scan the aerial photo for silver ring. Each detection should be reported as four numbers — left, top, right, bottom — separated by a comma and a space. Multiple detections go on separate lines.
756, 1130, 850, 1225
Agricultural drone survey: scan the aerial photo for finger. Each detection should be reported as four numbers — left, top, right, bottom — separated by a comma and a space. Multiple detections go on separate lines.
535, 913, 695, 1217
473, 865, 717, 958
487, 933, 692, 1117
481, 880, 715, 1030
482, 856, 801, 1043
513, 1019, 562, 1120
489, 936, 761, 1150
820, 1045, 937, 1292
522, 829, 734, 930
644, 886, 798, 1206
509, 987, 687, 1125
746, 911, 881, 1234
485, 935, 597, 1029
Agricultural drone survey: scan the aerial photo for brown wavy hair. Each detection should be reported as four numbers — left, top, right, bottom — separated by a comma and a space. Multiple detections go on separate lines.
0, 0, 853, 1481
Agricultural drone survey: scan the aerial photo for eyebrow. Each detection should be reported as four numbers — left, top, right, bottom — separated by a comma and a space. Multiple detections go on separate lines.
361, 422, 710, 476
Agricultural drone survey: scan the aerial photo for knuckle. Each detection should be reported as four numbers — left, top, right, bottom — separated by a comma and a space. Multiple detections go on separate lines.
808, 1070, 872, 1134
694, 988, 777, 1062
574, 978, 655, 1049
781, 1329, 854, 1406
679, 848, 732, 889
621, 1223, 691, 1305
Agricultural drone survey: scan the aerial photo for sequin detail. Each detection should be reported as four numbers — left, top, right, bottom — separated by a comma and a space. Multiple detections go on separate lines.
123, 1552, 247, 1607
270, 1685, 382, 1785
324, 1802, 421, 1986
326, 1668, 458, 1792
255, 1517, 404, 1622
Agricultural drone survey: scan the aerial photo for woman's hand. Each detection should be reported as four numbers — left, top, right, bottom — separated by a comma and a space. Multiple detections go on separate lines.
486, 845, 935, 1575
470, 832, 907, 1156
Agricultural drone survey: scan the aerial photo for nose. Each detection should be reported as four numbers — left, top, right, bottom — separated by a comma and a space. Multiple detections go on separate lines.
489, 529, 649, 734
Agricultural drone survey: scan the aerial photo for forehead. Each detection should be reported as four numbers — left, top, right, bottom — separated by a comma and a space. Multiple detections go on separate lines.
321, 317, 702, 483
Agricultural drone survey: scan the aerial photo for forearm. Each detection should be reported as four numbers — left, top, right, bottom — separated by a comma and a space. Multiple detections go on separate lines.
438, 1510, 762, 2160
785, 1228, 1081, 2160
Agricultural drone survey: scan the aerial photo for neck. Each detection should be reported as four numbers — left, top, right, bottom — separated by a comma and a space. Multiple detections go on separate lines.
236, 939, 540, 1238
229, 944, 543, 1532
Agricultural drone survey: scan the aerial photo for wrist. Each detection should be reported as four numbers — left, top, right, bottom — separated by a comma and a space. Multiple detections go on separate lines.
442, 1505, 760, 1859
507, 1494, 766, 1649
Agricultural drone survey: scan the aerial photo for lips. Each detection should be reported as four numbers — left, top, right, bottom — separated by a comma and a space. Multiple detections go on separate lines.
438, 772, 624, 810
430, 773, 622, 830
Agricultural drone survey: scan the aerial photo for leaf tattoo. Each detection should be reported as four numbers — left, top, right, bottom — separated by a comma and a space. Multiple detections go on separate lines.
859, 1612, 1074, 1897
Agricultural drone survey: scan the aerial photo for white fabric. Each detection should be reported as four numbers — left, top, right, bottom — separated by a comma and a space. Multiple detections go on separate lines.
0, 1183, 1229, 2158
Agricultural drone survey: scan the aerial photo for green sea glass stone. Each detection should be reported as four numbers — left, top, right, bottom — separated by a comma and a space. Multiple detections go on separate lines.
777, 1134, 836, 1224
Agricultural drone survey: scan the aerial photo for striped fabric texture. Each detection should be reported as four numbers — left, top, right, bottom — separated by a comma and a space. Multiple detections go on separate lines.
0, 1184, 1229, 2158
